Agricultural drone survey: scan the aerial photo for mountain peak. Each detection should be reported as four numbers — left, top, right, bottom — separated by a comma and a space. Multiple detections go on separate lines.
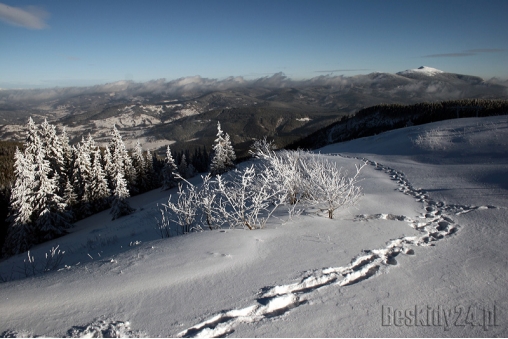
397, 66, 444, 76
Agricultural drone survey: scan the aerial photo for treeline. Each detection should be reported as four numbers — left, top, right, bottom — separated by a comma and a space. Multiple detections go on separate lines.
0, 119, 232, 257
287, 99, 508, 150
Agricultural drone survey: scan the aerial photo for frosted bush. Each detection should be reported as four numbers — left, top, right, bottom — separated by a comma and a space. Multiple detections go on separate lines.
412, 128, 453, 150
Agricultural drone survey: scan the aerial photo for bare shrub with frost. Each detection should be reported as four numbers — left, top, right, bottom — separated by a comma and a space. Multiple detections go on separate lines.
300, 157, 366, 219
251, 138, 365, 219
250, 139, 311, 220
215, 165, 287, 229
162, 183, 201, 234
156, 138, 366, 233
155, 204, 172, 238
19, 245, 65, 278
412, 128, 452, 151
198, 174, 221, 230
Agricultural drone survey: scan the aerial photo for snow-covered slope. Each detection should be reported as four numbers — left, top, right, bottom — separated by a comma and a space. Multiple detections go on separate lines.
1, 116, 507, 337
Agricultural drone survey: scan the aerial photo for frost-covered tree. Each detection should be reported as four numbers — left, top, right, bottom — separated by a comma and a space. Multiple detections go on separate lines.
24, 117, 40, 157
63, 177, 78, 211
31, 139, 71, 240
40, 119, 65, 190
132, 141, 149, 192
109, 125, 137, 193
210, 122, 236, 176
89, 147, 110, 212
224, 133, 236, 165
178, 154, 189, 179
161, 145, 178, 190
110, 170, 135, 220
103, 145, 115, 189
300, 157, 365, 219
60, 127, 74, 183
3, 148, 37, 256
72, 142, 93, 218
4, 119, 73, 255
144, 149, 158, 190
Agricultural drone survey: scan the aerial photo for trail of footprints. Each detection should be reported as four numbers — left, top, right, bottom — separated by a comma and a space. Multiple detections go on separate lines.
176, 157, 497, 338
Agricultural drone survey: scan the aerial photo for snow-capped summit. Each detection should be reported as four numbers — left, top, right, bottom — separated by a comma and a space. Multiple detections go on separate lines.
397, 66, 444, 76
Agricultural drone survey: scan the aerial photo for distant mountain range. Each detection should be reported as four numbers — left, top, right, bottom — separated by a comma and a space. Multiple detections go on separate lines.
0, 67, 507, 156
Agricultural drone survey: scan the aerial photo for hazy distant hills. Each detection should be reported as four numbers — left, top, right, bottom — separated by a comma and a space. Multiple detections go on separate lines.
0, 67, 506, 155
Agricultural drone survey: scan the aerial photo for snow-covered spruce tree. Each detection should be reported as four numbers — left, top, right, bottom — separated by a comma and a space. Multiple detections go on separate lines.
24, 117, 40, 157
31, 137, 72, 241
144, 149, 158, 190
161, 145, 178, 190
110, 169, 135, 220
132, 141, 149, 192
63, 177, 78, 212
178, 154, 196, 179
72, 141, 93, 219
60, 127, 74, 178
40, 119, 66, 192
109, 125, 137, 194
103, 145, 115, 189
210, 122, 236, 176
178, 154, 187, 178
224, 133, 236, 165
89, 147, 110, 212
2, 148, 37, 256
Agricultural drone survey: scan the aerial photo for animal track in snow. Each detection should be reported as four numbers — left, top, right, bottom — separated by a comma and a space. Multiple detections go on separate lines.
176, 155, 498, 338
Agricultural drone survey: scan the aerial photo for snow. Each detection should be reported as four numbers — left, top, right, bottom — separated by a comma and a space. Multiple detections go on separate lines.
1, 116, 507, 337
397, 66, 445, 76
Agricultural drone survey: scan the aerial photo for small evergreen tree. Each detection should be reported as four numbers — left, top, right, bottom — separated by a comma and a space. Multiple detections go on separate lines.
178, 154, 189, 179
60, 127, 74, 186
110, 170, 135, 220
210, 122, 236, 176
109, 125, 137, 194
144, 149, 158, 190
72, 142, 93, 219
132, 141, 149, 192
161, 145, 179, 190
89, 147, 110, 212
63, 178, 78, 213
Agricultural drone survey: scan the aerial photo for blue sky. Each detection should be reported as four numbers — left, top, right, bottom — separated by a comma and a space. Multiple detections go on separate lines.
1, 0, 507, 89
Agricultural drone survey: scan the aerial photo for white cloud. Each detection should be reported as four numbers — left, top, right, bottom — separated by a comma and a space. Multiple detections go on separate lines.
0, 2, 49, 29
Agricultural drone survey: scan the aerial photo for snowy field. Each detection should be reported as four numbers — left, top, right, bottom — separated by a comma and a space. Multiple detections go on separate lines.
0, 116, 507, 337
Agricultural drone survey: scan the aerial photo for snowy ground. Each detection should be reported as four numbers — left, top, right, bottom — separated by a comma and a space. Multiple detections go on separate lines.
0, 116, 507, 337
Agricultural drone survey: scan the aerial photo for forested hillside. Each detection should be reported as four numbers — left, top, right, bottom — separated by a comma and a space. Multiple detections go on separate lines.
287, 99, 508, 150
